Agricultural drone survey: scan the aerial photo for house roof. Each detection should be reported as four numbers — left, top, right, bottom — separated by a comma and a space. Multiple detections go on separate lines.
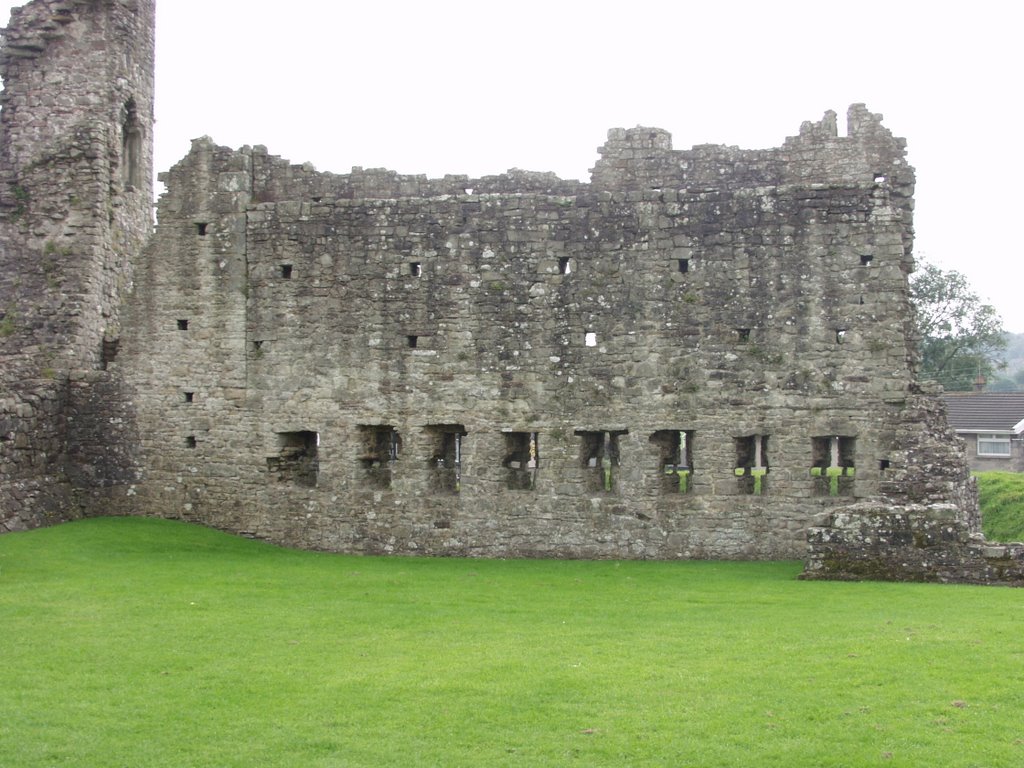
942, 392, 1024, 434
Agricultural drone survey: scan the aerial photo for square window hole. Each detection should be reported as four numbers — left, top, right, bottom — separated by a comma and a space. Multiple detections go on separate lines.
585, 331, 598, 347
184, 391, 194, 403
185, 436, 197, 449
267, 431, 319, 487
177, 319, 189, 331
280, 264, 293, 279
410, 261, 422, 277
860, 254, 873, 266
408, 335, 419, 349
559, 257, 572, 275
196, 223, 208, 236
678, 258, 689, 273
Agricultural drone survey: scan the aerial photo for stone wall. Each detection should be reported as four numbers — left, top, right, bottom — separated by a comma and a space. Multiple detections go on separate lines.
804, 505, 1024, 586
0, 2, 1006, 581
108, 104, 983, 562
0, 0, 154, 530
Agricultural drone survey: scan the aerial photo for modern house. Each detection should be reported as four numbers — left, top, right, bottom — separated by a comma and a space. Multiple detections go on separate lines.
942, 393, 1024, 472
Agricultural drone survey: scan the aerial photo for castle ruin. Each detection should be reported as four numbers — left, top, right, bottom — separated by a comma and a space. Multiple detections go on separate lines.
2, 0, 1022, 584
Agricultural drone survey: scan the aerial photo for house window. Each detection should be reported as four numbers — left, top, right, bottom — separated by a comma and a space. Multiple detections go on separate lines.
977, 434, 1011, 458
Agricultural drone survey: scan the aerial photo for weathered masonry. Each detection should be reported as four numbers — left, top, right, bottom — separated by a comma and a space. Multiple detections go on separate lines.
121, 113, 941, 561
1, 1, 1021, 583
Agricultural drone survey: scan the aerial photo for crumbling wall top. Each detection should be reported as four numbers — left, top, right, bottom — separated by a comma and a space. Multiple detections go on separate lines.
591, 103, 912, 193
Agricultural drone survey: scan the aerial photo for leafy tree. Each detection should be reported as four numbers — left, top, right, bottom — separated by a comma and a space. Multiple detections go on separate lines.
910, 259, 1006, 391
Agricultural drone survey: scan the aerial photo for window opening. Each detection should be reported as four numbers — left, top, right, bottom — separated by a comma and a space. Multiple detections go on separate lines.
196, 223, 208, 237
678, 258, 689, 274
358, 425, 401, 489
177, 319, 189, 331
280, 264, 293, 279
650, 430, 694, 494
576, 430, 627, 492
559, 257, 572, 275
835, 329, 847, 344
874, 174, 886, 184
584, 331, 598, 347
735, 435, 769, 495
184, 391, 194, 403
504, 432, 539, 490
121, 99, 142, 190
810, 435, 856, 496
185, 436, 197, 449
860, 254, 873, 267
427, 424, 467, 494
410, 261, 422, 277
879, 459, 891, 470
266, 431, 319, 487
100, 337, 119, 370
736, 328, 751, 343
407, 335, 418, 349
977, 434, 1011, 458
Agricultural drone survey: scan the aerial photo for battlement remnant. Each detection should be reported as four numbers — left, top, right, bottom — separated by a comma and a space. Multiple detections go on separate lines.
2, 1, 1021, 584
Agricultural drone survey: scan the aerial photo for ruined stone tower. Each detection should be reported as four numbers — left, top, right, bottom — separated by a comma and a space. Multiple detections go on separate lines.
0, 0, 155, 530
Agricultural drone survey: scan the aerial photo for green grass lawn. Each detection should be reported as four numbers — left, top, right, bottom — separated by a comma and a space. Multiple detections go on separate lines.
1, 517, 1022, 767
977, 471, 1024, 542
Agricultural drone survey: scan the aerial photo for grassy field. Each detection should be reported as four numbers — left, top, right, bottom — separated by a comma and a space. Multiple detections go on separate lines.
977, 471, 1024, 541
1, 518, 1022, 767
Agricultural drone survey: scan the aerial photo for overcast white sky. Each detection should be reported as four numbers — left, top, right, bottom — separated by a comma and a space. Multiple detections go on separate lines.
6, 1, 1024, 330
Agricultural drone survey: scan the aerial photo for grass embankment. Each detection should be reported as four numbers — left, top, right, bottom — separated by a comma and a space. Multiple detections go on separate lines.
1, 517, 1022, 767
977, 471, 1024, 541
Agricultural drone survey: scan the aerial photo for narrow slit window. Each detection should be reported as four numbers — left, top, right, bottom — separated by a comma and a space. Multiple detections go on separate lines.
678, 258, 689, 274
121, 99, 142, 189
410, 261, 422, 277
280, 264, 293, 279
836, 329, 847, 344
